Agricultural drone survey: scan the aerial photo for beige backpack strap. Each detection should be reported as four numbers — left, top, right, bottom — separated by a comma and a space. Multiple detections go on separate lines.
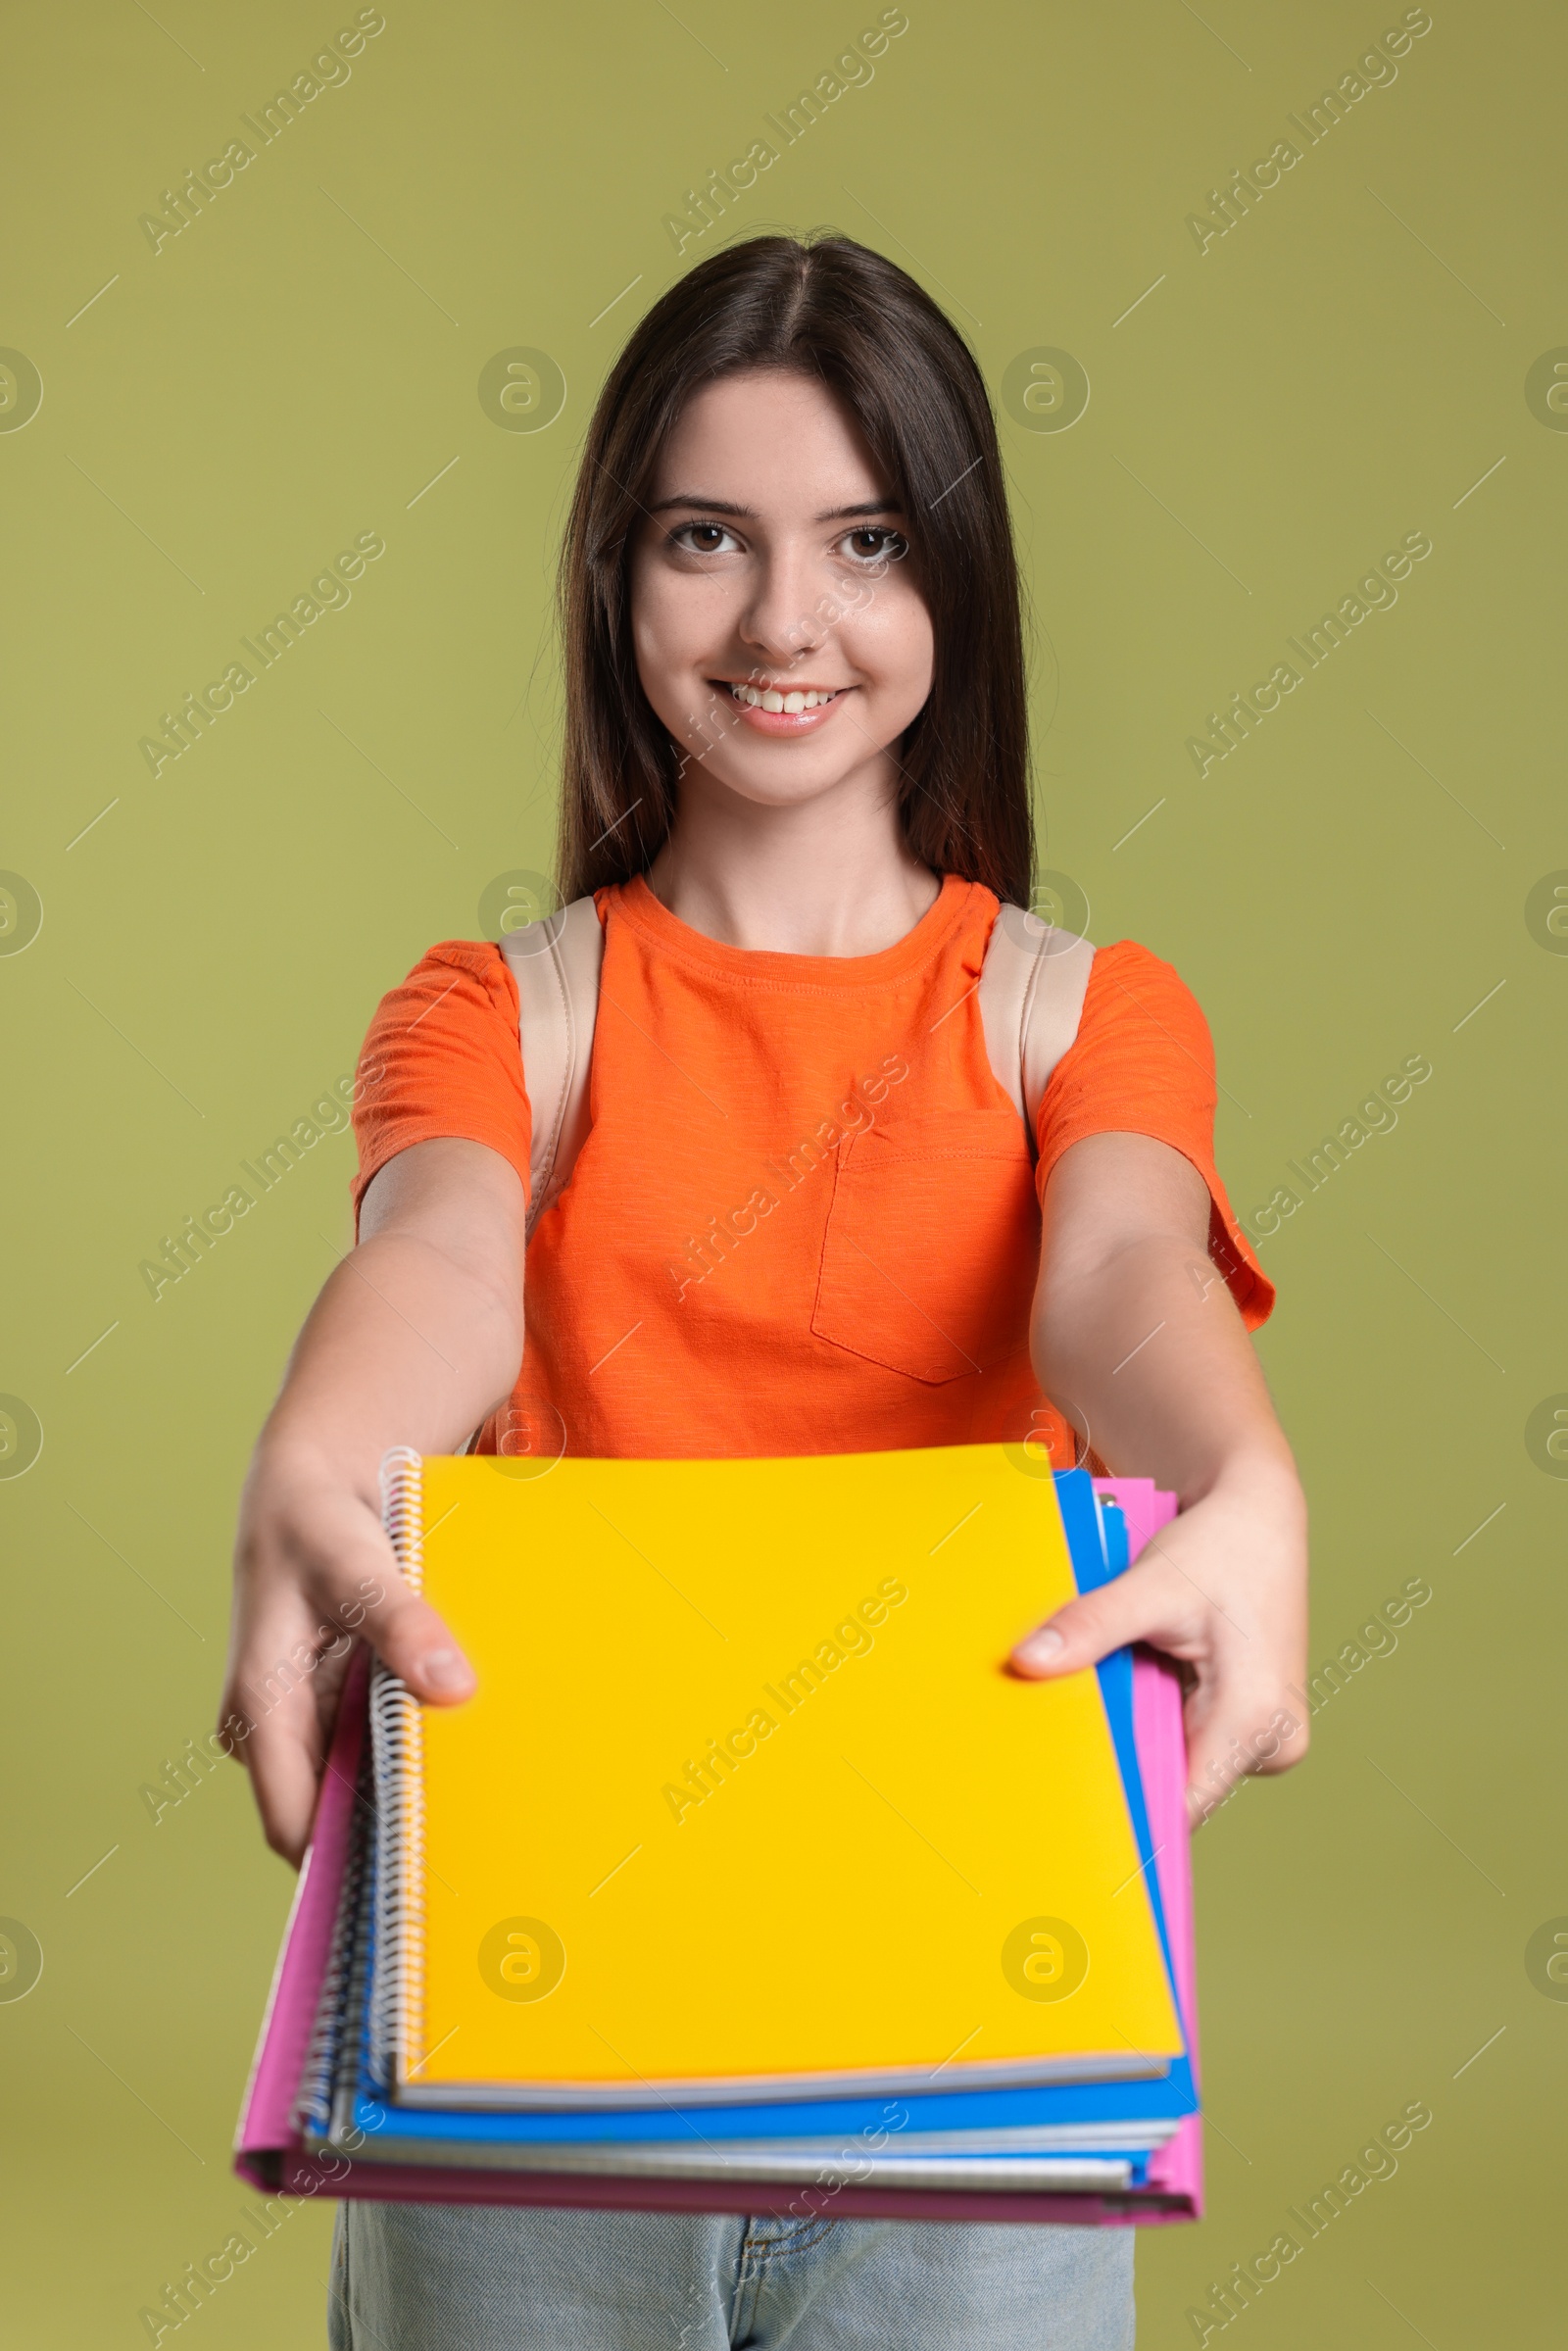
979, 902, 1095, 1156
500, 895, 605, 1239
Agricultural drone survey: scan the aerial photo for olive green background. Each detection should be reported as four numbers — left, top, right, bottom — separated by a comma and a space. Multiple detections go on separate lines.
3, 0, 1563, 2341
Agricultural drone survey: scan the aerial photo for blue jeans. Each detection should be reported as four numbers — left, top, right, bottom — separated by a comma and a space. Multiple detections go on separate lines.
326, 2200, 1135, 2347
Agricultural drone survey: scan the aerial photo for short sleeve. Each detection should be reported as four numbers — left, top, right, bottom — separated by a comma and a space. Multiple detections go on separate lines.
1035, 940, 1275, 1331
350, 940, 531, 1228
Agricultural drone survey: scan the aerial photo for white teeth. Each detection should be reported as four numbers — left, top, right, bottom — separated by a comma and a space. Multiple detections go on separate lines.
727, 682, 839, 712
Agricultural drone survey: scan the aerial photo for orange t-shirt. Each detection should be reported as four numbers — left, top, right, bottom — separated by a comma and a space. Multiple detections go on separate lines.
351, 873, 1273, 1465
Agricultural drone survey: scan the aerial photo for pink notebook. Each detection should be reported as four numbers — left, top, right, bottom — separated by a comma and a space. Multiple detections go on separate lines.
236, 1484, 1200, 2225
234, 1646, 371, 2177
1101, 1479, 1203, 2225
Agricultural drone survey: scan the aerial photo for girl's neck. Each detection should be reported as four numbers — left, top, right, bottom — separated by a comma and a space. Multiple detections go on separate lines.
642, 768, 942, 957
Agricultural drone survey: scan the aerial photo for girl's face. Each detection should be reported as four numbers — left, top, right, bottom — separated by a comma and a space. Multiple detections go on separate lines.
629, 369, 935, 811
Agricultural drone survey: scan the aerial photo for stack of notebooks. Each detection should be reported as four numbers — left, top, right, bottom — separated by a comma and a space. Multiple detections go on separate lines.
236, 1443, 1202, 2226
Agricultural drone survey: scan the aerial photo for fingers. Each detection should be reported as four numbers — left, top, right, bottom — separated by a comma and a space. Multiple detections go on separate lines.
1008, 1557, 1199, 1678
242, 1698, 335, 1867
214, 1615, 346, 1862
220, 1586, 476, 1867
236, 1484, 478, 1712
1004, 1540, 1309, 1833
1184, 1689, 1309, 1829
221, 1483, 480, 1865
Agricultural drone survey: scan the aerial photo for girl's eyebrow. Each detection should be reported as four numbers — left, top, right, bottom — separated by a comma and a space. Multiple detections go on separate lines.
647, 493, 905, 521
648, 493, 755, 515
820, 499, 905, 521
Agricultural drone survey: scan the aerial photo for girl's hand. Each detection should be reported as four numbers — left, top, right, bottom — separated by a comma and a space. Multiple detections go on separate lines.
219, 1441, 476, 1867
217, 1138, 526, 1866
1008, 1456, 1308, 1826
1019, 1132, 1310, 1825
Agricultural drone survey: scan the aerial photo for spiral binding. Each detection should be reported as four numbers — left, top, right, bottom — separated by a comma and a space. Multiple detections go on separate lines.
346, 1816, 378, 2062
378, 1445, 425, 1595
368, 1446, 427, 2092
292, 1746, 373, 2140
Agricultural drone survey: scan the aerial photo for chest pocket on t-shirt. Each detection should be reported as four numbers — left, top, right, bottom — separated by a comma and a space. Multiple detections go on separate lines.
809, 1109, 1041, 1384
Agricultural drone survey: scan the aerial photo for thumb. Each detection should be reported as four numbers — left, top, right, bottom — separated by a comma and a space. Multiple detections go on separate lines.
1007, 1559, 1175, 1679
287, 1491, 477, 1707
360, 1577, 477, 1705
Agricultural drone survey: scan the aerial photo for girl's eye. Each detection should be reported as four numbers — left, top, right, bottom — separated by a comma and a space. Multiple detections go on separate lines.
839, 526, 908, 565
669, 520, 742, 556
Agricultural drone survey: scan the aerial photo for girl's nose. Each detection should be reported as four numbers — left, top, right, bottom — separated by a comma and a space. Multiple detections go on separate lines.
737, 547, 830, 667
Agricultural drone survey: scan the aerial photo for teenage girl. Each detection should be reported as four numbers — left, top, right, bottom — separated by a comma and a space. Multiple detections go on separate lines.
222, 233, 1307, 2351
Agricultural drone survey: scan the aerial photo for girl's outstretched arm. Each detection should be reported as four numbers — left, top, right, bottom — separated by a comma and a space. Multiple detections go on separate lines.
218, 1137, 525, 1865
1010, 1129, 1309, 1824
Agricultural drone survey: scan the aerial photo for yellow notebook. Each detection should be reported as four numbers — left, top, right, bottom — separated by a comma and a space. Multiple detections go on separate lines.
370, 1443, 1184, 2109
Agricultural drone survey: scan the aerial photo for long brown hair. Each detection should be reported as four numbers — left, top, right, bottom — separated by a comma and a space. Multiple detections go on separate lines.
557, 232, 1033, 907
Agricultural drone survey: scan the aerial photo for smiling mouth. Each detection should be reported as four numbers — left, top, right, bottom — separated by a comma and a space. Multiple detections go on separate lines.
720, 680, 845, 713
